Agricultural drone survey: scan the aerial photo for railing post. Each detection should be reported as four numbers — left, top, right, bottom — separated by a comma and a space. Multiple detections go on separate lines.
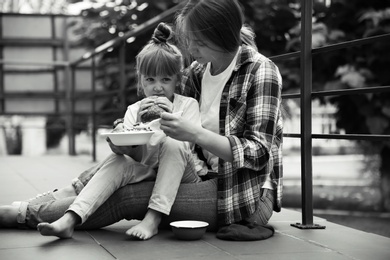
51, 15, 59, 113
67, 65, 76, 155
291, 0, 325, 230
62, 14, 76, 156
119, 42, 126, 111
91, 56, 97, 162
0, 13, 4, 113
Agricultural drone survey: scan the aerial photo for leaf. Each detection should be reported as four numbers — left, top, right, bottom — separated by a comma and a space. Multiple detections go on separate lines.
335, 65, 352, 77
366, 116, 389, 134
341, 71, 366, 89
324, 80, 344, 91
382, 106, 390, 118
312, 33, 327, 48
328, 29, 345, 42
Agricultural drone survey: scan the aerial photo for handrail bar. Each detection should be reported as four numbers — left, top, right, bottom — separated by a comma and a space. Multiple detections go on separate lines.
312, 86, 390, 97
282, 85, 390, 99
284, 133, 390, 141
270, 51, 300, 61
0, 59, 69, 67
312, 33, 390, 55
270, 33, 390, 61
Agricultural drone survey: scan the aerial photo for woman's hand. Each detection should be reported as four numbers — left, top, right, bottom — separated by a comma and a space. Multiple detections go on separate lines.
159, 112, 199, 143
160, 112, 234, 162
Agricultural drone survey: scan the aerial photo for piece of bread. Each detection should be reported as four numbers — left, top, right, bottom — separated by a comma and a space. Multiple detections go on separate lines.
140, 97, 166, 123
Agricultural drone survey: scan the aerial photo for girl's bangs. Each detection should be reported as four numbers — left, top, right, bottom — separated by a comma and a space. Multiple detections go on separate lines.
138, 49, 181, 77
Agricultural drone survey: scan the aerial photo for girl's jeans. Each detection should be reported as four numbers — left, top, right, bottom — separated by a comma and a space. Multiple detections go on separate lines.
67, 137, 201, 224
23, 137, 201, 226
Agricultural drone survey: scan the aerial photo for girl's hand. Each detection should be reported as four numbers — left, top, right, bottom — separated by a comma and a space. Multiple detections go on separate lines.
107, 137, 137, 155
138, 97, 157, 119
155, 97, 173, 113
107, 122, 137, 154
138, 97, 173, 120
159, 112, 200, 143
112, 122, 126, 133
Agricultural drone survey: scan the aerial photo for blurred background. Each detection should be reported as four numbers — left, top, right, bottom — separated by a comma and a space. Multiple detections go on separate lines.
0, 0, 389, 237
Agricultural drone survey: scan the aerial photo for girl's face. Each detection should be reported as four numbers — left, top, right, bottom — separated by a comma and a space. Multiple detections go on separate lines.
140, 74, 178, 101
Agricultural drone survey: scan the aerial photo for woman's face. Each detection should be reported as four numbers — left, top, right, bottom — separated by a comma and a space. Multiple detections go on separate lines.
140, 74, 178, 101
187, 36, 225, 65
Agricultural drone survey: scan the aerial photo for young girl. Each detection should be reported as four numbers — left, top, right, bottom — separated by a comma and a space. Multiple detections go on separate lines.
34, 22, 206, 240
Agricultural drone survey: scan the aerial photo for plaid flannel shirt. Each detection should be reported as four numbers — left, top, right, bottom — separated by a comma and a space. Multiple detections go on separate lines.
180, 45, 283, 226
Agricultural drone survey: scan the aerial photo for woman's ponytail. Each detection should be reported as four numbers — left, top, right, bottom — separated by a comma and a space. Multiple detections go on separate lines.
240, 25, 258, 51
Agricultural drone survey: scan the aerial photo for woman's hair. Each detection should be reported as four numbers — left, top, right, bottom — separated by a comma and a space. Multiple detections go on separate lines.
176, 0, 257, 53
136, 22, 183, 97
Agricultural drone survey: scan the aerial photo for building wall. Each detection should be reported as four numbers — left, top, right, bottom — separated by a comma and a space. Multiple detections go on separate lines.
0, 13, 98, 155
0, 13, 95, 114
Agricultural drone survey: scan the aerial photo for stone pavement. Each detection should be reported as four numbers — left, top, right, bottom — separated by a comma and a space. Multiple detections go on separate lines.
0, 155, 389, 260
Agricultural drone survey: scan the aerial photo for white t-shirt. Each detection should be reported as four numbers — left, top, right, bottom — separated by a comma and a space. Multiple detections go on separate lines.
199, 49, 273, 190
200, 48, 240, 171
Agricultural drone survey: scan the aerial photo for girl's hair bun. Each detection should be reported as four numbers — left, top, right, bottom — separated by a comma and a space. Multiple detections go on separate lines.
152, 22, 172, 44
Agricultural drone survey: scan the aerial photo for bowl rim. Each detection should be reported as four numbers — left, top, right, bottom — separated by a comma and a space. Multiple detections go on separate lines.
170, 220, 209, 229
101, 131, 155, 136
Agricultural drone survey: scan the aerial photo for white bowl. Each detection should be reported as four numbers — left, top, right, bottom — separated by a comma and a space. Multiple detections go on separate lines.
101, 131, 155, 146
170, 220, 209, 240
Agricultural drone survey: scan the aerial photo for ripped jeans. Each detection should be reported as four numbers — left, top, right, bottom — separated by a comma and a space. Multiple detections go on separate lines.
71, 137, 201, 223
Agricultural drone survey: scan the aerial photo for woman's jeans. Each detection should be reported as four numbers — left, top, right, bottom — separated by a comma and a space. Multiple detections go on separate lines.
25, 179, 219, 230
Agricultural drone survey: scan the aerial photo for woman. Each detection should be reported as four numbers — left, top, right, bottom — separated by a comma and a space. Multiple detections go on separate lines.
164, 0, 283, 227
0, 0, 283, 239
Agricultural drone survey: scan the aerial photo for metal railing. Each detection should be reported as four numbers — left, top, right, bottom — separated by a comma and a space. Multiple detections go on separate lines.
277, 0, 390, 228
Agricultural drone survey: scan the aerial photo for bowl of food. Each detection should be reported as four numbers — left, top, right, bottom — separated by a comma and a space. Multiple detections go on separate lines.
170, 220, 209, 240
101, 127, 155, 146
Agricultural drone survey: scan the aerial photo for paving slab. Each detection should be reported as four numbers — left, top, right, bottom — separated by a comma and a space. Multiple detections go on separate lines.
0, 155, 389, 260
